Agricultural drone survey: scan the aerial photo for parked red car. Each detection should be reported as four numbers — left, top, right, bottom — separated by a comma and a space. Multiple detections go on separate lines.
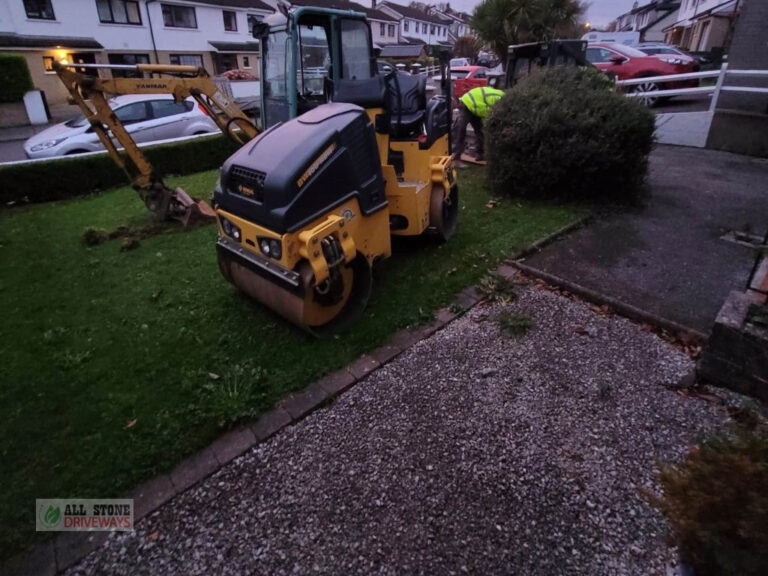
586, 42, 699, 106
432, 66, 490, 104
451, 66, 489, 100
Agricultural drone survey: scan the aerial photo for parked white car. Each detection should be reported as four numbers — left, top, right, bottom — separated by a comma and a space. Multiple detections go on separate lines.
450, 57, 470, 67
24, 94, 219, 159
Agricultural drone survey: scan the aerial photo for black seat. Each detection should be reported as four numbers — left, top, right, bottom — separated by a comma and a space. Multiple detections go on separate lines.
387, 72, 426, 138
421, 94, 449, 149
333, 76, 387, 109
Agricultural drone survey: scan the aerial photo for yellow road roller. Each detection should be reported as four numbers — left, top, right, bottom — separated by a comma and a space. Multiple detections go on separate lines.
214, 5, 458, 334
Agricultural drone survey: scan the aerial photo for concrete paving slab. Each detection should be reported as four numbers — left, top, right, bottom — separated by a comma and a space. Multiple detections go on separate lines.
521, 145, 768, 334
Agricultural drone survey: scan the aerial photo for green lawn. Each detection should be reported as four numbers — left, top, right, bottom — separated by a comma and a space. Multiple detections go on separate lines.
0, 167, 582, 560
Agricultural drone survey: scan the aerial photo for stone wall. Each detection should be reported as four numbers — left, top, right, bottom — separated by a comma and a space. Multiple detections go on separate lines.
707, 0, 768, 157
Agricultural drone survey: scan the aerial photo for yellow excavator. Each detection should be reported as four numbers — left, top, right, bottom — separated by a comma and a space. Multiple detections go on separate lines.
54, 61, 259, 225
55, 4, 457, 334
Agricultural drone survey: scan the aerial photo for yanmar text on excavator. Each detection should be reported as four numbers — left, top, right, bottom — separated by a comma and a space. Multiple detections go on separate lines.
55, 4, 458, 335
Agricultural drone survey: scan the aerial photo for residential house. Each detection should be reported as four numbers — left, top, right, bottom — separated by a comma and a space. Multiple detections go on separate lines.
0, 0, 273, 104
290, 0, 400, 46
377, 1, 451, 50
434, 3, 472, 44
612, 1, 681, 43
664, 0, 742, 52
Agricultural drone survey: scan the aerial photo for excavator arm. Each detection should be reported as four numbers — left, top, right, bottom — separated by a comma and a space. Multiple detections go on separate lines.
54, 62, 259, 225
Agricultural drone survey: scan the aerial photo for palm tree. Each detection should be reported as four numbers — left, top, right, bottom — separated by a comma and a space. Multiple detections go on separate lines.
471, 0, 587, 67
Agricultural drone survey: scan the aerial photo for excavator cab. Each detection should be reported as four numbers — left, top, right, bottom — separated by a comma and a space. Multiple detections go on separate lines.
255, 5, 381, 127
213, 5, 457, 334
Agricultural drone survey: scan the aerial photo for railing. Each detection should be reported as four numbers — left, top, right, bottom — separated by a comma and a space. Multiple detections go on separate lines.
616, 64, 768, 111
414, 65, 440, 76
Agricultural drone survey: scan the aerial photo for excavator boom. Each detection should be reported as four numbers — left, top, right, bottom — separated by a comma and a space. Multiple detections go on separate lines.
54, 62, 259, 225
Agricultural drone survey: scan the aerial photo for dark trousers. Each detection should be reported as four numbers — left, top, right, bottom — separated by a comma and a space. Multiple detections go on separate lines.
452, 102, 484, 158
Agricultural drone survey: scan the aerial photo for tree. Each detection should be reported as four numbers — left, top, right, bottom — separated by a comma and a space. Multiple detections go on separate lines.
408, 1, 431, 13
454, 35, 481, 60
471, 0, 587, 67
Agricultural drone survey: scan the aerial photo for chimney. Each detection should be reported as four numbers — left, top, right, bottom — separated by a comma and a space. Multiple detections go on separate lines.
371, 0, 376, 9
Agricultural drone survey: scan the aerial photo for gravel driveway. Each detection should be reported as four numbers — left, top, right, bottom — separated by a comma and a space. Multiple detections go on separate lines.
67, 285, 734, 576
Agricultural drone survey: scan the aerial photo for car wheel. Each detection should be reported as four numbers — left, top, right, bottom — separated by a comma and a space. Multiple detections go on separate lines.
632, 80, 660, 107
65, 149, 89, 155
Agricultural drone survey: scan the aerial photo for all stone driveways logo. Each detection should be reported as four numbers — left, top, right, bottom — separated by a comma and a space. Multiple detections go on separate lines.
36, 499, 134, 532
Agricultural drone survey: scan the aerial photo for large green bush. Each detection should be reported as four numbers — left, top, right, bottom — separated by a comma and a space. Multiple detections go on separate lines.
485, 66, 655, 201
655, 428, 768, 576
0, 54, 34, 103
0, 135, 239, 205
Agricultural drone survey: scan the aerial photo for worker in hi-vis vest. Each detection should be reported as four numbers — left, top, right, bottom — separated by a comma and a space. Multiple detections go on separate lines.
452, 86, 504, 164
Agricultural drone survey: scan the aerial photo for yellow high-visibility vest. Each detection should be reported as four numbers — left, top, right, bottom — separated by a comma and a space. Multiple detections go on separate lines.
460, 87, 505, 118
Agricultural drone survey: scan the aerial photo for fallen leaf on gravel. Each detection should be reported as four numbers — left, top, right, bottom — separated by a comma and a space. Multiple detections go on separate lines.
572, 325, 588, 335
147, 531, 159, 542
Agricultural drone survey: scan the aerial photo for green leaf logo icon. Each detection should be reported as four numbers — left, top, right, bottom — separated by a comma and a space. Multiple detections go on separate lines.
43, 505, 61, 527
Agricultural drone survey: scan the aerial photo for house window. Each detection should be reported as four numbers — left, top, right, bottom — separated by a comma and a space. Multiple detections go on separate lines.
388, 24, 395, 37
169, 53, 203, 67
430, 25, 435, 35
162, 4, 197, 28
108, 53, 150, 77
96, 1, 141, 25
422, 23, 427, 34
223, 10, 237, 31
24, 0, 55, 19
215, 53, 237, 74
43, 56, 56, 72
403, 20, 409, 32
380, 22, 385, 35
242, 55, 251, 68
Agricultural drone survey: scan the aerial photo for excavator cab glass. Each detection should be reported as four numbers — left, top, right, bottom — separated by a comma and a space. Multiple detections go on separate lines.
258, 7, 375, 128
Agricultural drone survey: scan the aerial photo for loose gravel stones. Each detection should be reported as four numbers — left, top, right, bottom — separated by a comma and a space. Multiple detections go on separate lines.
67, 286, 736, 576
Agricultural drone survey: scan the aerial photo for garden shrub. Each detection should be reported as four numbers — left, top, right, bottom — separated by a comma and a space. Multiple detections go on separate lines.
654, 428, 768, 576
485, 66, 655, 202
0, 135, 239, 205
0, 54, 34, 103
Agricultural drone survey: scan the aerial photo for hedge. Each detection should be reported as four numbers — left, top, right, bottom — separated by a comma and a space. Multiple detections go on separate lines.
0, 135, 240, 205
485, 66, 656, 203
0, 54, 34, 103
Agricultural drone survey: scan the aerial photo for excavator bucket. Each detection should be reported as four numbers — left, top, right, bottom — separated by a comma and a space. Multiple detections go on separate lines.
174, 188, 216, 228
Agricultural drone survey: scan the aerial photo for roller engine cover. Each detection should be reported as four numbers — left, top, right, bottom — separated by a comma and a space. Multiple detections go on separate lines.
215, 103, 387, 234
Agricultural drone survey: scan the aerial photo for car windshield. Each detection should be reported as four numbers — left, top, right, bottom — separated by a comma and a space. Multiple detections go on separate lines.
643, 46, 675, 54
65, 114, 89, 128
65, 98, 123, 128
608, 44, 648, 58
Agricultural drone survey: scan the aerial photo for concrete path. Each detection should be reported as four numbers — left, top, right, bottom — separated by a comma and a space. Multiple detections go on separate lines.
66, 285, 735, 576
521, 145, 768, 334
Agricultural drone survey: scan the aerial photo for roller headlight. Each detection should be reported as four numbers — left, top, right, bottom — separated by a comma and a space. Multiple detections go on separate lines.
30, 138, 67, 152
258, 237, 282, 260
219, 216, 241, 242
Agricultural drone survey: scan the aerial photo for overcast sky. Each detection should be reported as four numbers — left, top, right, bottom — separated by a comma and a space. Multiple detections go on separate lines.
443, 0, 645, 28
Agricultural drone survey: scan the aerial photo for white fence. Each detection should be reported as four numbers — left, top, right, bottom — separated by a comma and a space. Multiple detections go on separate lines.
615, 64, 768, 147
